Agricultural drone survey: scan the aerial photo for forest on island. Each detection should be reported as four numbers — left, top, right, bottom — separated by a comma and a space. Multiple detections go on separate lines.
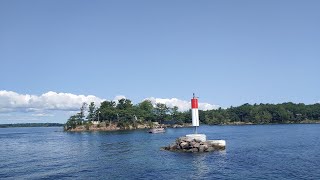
66, 98, 320, 128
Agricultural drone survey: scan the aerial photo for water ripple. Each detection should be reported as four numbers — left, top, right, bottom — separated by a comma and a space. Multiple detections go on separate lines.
0, 125, 320, 179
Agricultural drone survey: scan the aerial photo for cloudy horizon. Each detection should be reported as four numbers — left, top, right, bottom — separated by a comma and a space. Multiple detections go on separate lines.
0, 90, 219, 124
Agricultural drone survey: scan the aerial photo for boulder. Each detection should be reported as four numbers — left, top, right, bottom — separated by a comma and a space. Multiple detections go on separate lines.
178, 137, 193, 143
190, 140, 197, 147
205, 147, 215, 152
199, 145, 207, 152
169, 144, 178, 150
192, 148, 199, 152
162, 136, 226, 153
180, 142, 189, 149
194, 143, 200, 148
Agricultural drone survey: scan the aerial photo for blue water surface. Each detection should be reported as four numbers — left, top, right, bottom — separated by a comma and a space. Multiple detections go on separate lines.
0, 124, 319, 179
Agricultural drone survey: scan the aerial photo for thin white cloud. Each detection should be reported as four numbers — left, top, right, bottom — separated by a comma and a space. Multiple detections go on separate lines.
31, 113, 54, 117
145, 97, 219, 111
113, 95, 126, 103
0, 90, 105, 113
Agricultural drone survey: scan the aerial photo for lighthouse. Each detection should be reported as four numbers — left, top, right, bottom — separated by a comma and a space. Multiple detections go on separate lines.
186, 93, 207, 142
162, 93, 226, 152
191, 93, 199, 133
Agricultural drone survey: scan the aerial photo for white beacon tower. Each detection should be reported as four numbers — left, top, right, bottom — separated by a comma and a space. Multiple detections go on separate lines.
191, 93, 199, 131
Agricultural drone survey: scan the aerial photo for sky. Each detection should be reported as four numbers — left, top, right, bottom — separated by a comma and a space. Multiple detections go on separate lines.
1, 0, 320, 123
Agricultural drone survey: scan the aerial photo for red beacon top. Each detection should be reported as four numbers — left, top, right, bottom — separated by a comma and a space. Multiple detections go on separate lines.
191, 93, 198, 109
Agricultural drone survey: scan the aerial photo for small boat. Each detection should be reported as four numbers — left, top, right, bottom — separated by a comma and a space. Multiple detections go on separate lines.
149, 127, 165, 133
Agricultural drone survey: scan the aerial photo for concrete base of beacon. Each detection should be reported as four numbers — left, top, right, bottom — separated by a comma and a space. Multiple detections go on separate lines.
185, 134, 226, 147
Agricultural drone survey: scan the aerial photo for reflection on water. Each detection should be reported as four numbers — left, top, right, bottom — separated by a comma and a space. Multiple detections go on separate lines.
192, 154, 210, 178
190, 150, 228, 179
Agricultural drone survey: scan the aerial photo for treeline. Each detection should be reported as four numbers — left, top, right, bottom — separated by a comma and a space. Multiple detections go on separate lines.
66, 99, 320, 128
66, 99, 191, 129
202, 102, 320, 124
0, 123, 64, 128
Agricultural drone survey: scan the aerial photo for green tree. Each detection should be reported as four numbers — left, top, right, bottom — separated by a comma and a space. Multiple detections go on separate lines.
116, 98, 133, 110
86, 102, 96, 121
155, 103, 169, 123
66, 114, 81, 129
67, 99, 320, 128
98, 101, 117, 122
100, 101, 116, 109
137, 100, 155, 121
170, 106, 185, 124
79, 102, 87, 121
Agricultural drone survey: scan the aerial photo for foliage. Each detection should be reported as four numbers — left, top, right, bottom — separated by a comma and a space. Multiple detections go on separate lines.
203, 103, 320, 124
86, 102, 96, 121
79, 102, 87, 121
66, 98, 320, 128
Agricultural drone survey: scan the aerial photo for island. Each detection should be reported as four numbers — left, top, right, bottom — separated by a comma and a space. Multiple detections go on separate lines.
64, 98, 320, 132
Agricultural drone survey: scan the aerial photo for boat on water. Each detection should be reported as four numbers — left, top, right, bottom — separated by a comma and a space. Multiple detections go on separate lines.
148, 127, 165, 133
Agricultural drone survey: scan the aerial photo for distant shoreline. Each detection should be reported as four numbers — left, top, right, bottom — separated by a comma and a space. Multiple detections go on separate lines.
1, 120, 318, 129
0, 123, 64, 128
218, 120, 320, 126
219, 120, 320, 126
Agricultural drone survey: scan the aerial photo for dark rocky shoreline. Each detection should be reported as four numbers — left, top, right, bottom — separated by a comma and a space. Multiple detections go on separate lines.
65, 120, 320, 132
65, 122, 192, 132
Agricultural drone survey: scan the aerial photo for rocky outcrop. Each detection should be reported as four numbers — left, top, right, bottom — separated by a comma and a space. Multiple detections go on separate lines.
162, 136, 225, 153
67, 123, 121, 132
66, 122, 192, 132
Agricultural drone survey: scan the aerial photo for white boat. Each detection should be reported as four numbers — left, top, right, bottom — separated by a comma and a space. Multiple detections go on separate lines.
148, 127, 165, 133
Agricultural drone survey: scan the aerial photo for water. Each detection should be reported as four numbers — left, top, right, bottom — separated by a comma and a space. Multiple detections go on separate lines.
0, 124, 319, 179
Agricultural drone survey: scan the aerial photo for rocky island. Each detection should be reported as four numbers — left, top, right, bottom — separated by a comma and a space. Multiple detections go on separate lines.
65, 121, 190, 132
64, 98, 320, 133
162, 136, 226, 153
64, 99, 194, 132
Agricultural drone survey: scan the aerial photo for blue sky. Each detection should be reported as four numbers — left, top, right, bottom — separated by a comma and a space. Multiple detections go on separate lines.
1, 0, 320, 123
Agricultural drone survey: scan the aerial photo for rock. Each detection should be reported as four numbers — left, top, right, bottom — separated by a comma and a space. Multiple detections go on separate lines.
162, 136, 226, 153
194, 143, 200, 148
137, 124, 148, 129
190, 140, 197, 147
178, 137, 193, 142
180, 142, 189, 149
199, 145, 207, 152
176, 145, 181, 150
186, 148, 198, 153
205, 147, 215, 152
170, 144, 178, 150
192, 148, 199, 152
